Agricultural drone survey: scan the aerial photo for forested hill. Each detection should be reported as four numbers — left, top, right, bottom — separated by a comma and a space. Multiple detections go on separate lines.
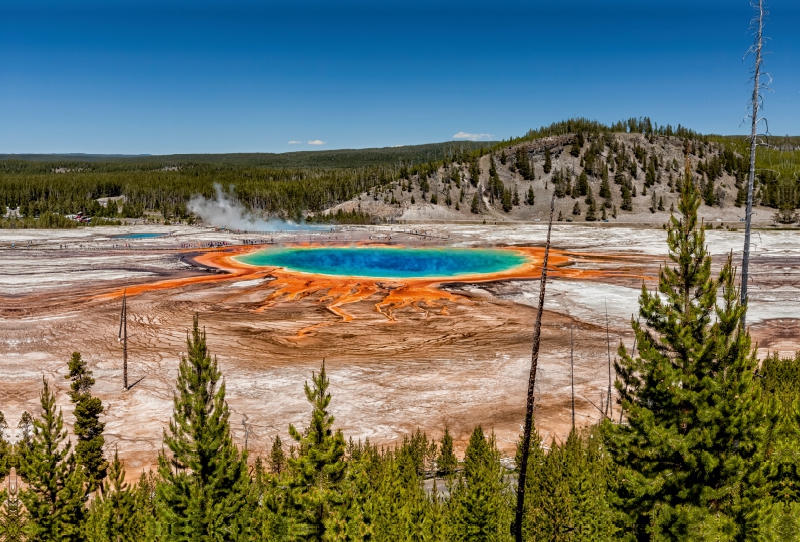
0, 140, 494, 169
2, 117, 798, 228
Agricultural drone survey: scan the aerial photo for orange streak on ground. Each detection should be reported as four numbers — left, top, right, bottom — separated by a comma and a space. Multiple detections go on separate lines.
95, 244, 652, 335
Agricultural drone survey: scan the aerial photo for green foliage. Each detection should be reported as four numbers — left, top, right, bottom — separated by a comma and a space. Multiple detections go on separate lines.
470, 192, 480, 214
517, 428, 615, 541
543, 147, 552, 174
526, 186, 535, 206
286, 361, 349, 539
19, 378, 86, 541
603, 170, 765, 540
269, 435, 287, 475
449, 427, 511, 541
436, 428, 457, 477
156, 315, 250, 541
66, 352, 107, 494
84, 448, 142, 541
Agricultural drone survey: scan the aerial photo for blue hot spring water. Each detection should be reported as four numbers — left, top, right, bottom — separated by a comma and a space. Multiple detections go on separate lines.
235, 247, 527, 279
112, 233, 167, 239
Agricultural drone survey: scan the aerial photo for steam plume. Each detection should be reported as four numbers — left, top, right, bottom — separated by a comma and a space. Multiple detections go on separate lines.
188, 184, 303, 230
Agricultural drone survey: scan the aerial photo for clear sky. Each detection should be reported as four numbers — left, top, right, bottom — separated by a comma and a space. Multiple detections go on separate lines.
2, 0, 798, 154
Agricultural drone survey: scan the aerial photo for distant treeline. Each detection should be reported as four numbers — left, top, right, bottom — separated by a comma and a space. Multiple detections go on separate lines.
2, 118, 799, 228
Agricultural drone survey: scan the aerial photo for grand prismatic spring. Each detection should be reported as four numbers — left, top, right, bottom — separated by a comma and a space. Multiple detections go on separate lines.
235, 246, 529, 278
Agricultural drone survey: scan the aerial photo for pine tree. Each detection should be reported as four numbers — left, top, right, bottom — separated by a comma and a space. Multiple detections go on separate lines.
512, 187, 520, 206
570, 139, 582, 158
436, 428, 457, 477
65, 351, 107, 494
449, 427, 510, 541
502, 189, 513, 212
621, 183, 632, 211
156, 315, 250, 541
572, 202, 581, 216
526, 186, 535, 206
471, 193, 480, 214
269, 435, 287, 475
543, 148, 553, 174
599, 175, 612, 208
19, 378, 86, 541
84, 448, 140, 542
577, 171, 589, 197
286, 362, 348, 539
603, 173, 765, 539
0, 412, 9, 483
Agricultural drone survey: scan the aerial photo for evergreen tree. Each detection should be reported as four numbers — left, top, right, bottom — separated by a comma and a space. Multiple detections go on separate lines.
502, 189, 513, 212
570, 138, 582, 158
599, 175, 612, 207
449, 427, 510, 541
577, 171, 589, 197
470, 192, 480, 214
0, 413, 9, 483
526, 186, 535, 206
156, 315, 250, 541
286, 362, 348, 539
65, 351, 107, 494
703, 177, 716, 206
572, 202, 581, 216
543, 148, 552, 174
84, 448, 141, 542
603, 173, 765, 539
512, 187, 520, 206
19, 378, 86, 541
269, 435, 287, 475
620, 181, 632, 211
436, 428, 457, 477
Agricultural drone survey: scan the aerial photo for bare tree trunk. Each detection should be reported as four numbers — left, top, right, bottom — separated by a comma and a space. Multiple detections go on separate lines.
120, 290, 128, 391
570, 327, 575, 431
605, 300, 613, 419
742, 0, 768, 325
514, 191, 556, 542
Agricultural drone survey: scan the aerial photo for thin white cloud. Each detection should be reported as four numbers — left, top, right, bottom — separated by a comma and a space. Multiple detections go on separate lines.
307, 140, 325, 145
453, 131, 492, 141
287, 140, 302, 144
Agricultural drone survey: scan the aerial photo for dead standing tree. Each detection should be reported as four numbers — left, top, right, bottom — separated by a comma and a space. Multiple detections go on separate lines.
514, 191, 556, 542
741, 0, 771, 325
119, 289, 128, 390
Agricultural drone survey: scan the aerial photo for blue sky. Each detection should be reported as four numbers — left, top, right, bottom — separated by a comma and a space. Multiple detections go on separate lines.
2, 0, 798, 154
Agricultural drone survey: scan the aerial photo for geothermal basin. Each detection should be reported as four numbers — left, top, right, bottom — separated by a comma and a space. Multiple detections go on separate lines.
1, 223, 799, 472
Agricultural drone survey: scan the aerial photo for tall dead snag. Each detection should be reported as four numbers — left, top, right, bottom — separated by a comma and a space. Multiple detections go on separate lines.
741, 0, 770, 325
119, 289, 128, 390
514, 191, 556, 542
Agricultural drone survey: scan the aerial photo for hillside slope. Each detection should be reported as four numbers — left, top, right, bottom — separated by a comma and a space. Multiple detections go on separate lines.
321, 132, 777, 226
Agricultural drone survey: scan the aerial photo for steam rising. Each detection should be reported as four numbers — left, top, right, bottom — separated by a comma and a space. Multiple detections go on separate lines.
188, 184, 303, 231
